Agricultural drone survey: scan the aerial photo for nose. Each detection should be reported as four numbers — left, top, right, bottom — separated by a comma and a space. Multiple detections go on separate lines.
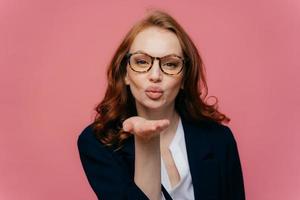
148, 59, 162, 82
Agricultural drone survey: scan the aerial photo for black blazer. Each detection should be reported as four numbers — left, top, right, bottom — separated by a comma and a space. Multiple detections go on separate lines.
77, 118, 245, 200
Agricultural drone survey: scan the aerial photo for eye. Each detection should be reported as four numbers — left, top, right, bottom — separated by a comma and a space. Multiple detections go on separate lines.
163, 62, 179, 68
166, 63, 177, 67
136, 59, 148, 64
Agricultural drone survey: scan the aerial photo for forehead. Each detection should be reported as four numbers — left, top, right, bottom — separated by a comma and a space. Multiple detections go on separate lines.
129, 26, 183, 57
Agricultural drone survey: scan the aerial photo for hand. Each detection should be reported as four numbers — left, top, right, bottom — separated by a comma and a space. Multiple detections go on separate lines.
122, 116, 170, 141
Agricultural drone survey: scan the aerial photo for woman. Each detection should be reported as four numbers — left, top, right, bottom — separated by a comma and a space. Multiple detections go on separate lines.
77, 10, 245, 200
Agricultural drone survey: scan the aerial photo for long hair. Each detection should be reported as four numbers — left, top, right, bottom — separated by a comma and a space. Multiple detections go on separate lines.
92, 10, 230, 149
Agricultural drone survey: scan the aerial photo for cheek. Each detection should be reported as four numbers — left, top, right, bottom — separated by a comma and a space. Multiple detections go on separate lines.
170, 75, 183, 90
126, 72, 146, 99
165, 78, 183, 99
127, 74, 142, 89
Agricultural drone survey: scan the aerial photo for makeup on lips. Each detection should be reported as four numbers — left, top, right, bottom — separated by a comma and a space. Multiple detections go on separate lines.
145, 86, 163, 100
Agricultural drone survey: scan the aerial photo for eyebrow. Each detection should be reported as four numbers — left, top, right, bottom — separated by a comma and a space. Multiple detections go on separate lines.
131, 50, 183, 59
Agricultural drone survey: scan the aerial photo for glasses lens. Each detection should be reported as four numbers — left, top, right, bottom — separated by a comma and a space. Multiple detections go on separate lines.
161, 56, 183, 75
130, 53, 152, 72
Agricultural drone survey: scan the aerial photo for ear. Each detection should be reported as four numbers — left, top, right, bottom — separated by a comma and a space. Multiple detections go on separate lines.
180, 80, 184, 89
124, 71, 130, 85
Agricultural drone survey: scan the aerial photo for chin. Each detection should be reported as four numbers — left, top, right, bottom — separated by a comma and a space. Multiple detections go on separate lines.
142, 99, 169, 110
142, 103, 163, 110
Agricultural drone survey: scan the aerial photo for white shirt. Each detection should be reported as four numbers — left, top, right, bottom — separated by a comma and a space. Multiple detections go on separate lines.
161, 118, 195, 200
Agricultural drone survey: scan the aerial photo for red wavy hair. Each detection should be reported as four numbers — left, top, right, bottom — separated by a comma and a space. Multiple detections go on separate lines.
92, 10, 230, 149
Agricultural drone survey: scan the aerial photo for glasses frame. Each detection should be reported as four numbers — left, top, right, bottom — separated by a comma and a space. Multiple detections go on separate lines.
126, 51, 185, 75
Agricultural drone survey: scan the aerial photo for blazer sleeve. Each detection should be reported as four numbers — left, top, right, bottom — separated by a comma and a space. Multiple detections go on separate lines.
224, 126, 246, 200
77, 126, 150, 200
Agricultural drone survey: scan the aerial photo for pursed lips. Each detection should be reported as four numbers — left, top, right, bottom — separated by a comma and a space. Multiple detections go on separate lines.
145, 86, 163, 99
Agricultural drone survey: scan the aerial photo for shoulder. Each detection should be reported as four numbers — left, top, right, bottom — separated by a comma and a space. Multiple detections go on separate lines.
77, 123, 97, 146
203, 120, 236, 142
185, 119, 238, 151
186, 119, 235, 140
205, 120, 237, 147
77, 123, 110, 156
199, 120, 240, 160
78, 123, 95, 141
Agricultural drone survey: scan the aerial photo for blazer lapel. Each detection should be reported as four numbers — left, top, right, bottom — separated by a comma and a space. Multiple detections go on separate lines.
182, 119, 219, 200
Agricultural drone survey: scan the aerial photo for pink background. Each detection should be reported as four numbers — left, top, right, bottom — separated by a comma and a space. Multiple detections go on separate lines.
1, 0, 299, 199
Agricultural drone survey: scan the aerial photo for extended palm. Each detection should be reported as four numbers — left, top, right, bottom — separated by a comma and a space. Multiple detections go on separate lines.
123, 116, 170, 141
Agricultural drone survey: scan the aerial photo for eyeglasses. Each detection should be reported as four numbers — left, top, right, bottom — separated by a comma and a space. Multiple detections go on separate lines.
126, 51, 185, 75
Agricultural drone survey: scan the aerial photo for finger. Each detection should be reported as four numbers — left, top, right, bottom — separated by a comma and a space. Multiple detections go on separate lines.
123, 120, 133, 132
158, 119, 170, 127
154, 119, 170, 130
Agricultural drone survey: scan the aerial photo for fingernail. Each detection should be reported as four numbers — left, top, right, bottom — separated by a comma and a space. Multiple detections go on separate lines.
123, 124, 128, 132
